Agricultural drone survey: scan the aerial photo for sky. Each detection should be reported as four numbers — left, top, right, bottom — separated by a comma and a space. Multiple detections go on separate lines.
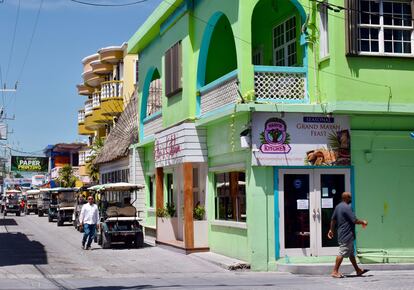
0, 0, 162, 156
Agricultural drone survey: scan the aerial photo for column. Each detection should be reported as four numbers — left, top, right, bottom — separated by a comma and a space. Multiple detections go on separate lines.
183, 162, 194, 249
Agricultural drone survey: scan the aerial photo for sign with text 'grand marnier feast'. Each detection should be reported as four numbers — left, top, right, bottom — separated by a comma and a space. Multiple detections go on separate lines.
252, 113, 350, 166
11, 156, 49, 172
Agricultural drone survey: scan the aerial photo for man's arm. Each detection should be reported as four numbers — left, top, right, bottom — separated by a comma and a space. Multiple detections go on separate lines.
79, 205, 85, 225
328, 219, 336, 239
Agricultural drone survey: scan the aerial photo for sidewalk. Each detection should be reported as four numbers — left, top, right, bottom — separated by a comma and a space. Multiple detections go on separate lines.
190, 251, 414, 274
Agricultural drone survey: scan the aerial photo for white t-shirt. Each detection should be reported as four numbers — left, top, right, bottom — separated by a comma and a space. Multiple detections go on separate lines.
79, 203, 100, 225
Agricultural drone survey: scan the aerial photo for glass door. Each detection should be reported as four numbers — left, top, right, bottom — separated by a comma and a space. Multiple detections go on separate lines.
279, 169, 316, 257
279, 169, 351, 257
314, 169, 350, 256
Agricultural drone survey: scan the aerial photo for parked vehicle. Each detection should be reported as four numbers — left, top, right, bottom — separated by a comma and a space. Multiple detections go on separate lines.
48, 190, 59, 222
89, 183, 145, 249
56, 188, 76, 227
37, 188, 51, 217
25, 190, 40, 215
3, 190, 22, 216
73, 190, 87, 231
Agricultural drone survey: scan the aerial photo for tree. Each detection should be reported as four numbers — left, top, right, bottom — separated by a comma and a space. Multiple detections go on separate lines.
58, 165, 77, 188
86, 137, 104, 183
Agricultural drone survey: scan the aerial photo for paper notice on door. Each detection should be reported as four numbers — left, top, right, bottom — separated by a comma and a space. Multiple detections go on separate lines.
322, 198, 334, 208
322, 187, 329, 197
297, 199, 309, 210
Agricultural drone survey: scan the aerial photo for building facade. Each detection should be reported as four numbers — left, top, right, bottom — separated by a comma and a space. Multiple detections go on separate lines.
125, 0, 414, 270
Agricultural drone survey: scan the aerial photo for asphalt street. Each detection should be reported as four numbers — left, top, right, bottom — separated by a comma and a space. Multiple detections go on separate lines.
1, 213, 414, 290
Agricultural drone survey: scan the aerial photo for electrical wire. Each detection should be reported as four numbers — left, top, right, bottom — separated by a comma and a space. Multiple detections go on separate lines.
16, 0, 44, 85
5, 0, 21, 84
68, 0, 150, 7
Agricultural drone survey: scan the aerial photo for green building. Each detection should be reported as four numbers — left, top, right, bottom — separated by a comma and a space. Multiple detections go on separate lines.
128, 0, 414, 270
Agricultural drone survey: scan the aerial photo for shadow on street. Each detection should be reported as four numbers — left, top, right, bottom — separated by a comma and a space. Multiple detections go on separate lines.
0, 229, 48, 267
0, 218, 18, 226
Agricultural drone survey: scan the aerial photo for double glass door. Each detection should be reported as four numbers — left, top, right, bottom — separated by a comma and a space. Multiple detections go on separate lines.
279, 169, 350, 257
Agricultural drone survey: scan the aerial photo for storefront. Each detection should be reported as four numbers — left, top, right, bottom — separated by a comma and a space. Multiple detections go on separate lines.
251, 112, 351, 259
153, 122, 208, 251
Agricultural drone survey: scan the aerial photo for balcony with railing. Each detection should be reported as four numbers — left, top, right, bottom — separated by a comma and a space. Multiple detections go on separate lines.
85, 99, 93, 116
79, 149, 92, 166
92, 92, 101, 109
100, 80, 124, 116
78, 110, 85, 124
51, 166, 80, 180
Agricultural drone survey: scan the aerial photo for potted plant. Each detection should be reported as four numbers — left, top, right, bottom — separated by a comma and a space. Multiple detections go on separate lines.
193, 204, 205, 220
156, 203, 178, 242
193, 204, 208, 248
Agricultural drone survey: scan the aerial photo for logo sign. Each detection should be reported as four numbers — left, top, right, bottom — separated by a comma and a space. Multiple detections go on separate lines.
252, 113, 351, 166
11, 156, 49, 172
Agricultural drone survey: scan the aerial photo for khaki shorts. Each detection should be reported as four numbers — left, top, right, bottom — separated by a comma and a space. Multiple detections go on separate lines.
338, 241, 354, 258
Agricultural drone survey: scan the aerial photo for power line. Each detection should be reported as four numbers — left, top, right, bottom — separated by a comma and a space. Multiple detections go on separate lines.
5, 0, 21, 84
16, 0, 44, 84
68, 0, 150, 7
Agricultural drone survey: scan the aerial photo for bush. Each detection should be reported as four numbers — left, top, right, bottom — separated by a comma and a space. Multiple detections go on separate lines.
156, 207, 168, 217
193, 205, 205, 220
166, 202, 176, 217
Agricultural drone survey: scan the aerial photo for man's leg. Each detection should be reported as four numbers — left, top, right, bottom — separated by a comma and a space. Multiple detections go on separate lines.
331, 255, 344, 277
82, 224, 89, 248
86, 224, 96, 249
349, 255, 362, 272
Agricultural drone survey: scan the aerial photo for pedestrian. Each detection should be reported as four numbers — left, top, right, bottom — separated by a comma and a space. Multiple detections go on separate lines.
328, 191, 369, 278
79, 195, 100, 250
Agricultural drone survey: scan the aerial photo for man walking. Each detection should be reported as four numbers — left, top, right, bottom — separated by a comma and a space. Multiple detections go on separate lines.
328, 191, 369, 278
79, 195, 100, 250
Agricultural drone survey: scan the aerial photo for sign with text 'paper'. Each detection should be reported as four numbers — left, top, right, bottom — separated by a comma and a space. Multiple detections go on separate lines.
11, 156, 48, 172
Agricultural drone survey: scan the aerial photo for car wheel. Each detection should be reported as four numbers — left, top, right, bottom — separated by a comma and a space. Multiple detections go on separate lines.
16, 211, 20, 216
134, 232, 144, 248
4, 212, 7, 216
48, 215, 53, 222
57, 217, 63, 226
97, 232, 102, 245
38, 211, 44, 217
102, 233, 111, 249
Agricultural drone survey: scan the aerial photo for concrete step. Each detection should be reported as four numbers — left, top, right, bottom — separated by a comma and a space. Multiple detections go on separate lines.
191, 252, 250, 271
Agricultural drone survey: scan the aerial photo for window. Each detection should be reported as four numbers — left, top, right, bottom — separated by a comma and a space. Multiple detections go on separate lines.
146, 79, 162, 116
319, 1, 330, 58
148, 176, 155, 208
166, 173, 174, 206
358, 0, 413, 55
134, 59, 139, 84
215, 171, 246, 222
273, 16, 297, 66
164, 41, 182, 97
252, 47, 264, 65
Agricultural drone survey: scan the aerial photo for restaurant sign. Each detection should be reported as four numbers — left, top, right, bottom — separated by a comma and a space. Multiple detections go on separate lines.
154, 123, 207, 168
252, 113, 351, 166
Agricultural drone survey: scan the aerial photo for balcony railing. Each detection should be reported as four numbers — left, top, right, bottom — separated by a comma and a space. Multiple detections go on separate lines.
78, 110, 85, 123
79, 149, 92, 166
199, 70, 239, 116
101, 80, 123, 100
51, 166, 80, 180
254, 66, 307, 103
85, 100, 93, 115
92, 92, 101, 109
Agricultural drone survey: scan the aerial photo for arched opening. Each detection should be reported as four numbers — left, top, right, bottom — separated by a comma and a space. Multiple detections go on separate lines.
197, 12, 237, 89
251, 0, 306, 67
140, 67, 162, 139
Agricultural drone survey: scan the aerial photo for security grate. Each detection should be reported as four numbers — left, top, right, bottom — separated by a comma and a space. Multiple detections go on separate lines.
200, 77, 239, 115
254, 71, 306, 101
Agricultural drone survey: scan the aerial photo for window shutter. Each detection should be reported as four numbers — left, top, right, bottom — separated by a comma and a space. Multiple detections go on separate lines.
164, 41, 182, 97
345, 0, 359, 55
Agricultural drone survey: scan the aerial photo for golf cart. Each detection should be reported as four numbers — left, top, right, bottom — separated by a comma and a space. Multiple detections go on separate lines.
3, 189, 22, 216
56, 187, 76, 226
37, 188, 51, 217
73, 189, 88, 231
89, 183, 145, 249
25, 190, 40, 215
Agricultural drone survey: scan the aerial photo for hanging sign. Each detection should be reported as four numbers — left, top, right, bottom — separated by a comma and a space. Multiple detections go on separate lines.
11, 156, 49, 172
252, 113, 351, 166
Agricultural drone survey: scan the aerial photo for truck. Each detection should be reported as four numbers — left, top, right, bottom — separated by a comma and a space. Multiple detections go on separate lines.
3, 190, 22, 216
89, 183, 145, 249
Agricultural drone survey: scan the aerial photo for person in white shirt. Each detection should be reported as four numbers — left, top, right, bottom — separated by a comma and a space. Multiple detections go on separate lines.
79, 195, 100, 250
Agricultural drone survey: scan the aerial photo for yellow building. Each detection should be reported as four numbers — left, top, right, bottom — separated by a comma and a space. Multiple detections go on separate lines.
76, 43, 138, 183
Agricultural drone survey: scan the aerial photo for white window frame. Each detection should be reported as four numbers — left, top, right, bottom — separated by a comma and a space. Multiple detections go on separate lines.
252, 47, 264, 65
358, 0, 414, 56
319, 1, 330, 58
273, 16, 297, 66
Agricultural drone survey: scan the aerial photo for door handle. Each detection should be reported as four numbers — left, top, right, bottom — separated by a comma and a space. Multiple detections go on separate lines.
316, 208, 321, 221
312, 209, 317, 220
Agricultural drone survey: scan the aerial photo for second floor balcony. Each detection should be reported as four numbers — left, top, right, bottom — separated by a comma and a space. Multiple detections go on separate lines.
101, 80, 124, 116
